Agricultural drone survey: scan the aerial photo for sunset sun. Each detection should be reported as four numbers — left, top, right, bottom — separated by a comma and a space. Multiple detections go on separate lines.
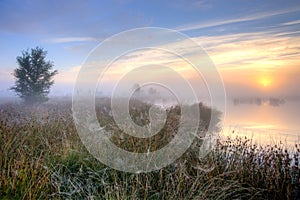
257, 75, 273, 88
260, 77, 272, 87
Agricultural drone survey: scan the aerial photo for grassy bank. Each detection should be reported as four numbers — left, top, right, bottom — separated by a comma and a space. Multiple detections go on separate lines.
0, 99, 299, 199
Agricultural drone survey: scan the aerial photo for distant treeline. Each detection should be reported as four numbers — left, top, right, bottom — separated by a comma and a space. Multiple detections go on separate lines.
233, 97, 286, 107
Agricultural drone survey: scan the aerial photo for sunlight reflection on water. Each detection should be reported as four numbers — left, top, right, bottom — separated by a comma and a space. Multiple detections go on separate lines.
222, 99, 300, 149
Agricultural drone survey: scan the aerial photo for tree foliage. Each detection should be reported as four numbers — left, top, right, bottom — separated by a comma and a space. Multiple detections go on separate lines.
11, 47, 58, 103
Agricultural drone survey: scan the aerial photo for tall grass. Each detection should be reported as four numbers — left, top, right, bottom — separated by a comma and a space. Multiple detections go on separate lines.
0, 99, 299, 199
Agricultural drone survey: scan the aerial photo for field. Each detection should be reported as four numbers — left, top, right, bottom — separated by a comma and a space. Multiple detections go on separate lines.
0, 98, 299, 199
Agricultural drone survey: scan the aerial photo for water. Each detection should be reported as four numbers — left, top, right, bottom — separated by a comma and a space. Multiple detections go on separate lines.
136, 95, 300, 148
222, 98, 300, 148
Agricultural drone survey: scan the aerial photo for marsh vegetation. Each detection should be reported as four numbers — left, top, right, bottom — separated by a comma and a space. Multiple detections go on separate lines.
0, 99, 299, 199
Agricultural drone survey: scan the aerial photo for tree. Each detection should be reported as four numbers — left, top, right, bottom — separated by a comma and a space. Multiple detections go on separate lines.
132, 83, 141, 96
11, 47, 58, 104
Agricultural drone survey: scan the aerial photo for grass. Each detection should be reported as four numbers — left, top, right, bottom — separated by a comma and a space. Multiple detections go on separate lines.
0, 98, 299, 199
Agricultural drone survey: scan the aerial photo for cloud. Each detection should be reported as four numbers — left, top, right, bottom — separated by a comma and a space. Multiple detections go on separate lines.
54, 65, 81, 84
281, 19, 300, 26
56, 28, 300, 96
194, 32, 300, 71
190, 30, 300, 97
45, 37, 97, 44
176, 7, 300, 31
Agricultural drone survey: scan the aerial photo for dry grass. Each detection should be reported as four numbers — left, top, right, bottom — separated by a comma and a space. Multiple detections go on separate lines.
0, 98, 299, 199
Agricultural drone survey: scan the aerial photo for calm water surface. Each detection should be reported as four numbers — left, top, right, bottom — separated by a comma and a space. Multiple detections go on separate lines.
222, 99, 300, 148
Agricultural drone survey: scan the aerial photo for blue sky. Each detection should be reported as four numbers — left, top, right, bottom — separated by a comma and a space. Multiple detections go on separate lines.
1, 0, 300, 97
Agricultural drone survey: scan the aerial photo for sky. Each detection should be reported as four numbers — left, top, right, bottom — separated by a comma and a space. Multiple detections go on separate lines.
1, 0, 300, 99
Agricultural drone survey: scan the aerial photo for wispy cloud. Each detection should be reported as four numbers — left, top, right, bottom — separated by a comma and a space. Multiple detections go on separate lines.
47, 29, 300, 97
281, 19, 300, 26
176, 7, 300, 31
194, 31, 300, 70
190, 29, 300, 95
45, 37, 97, 44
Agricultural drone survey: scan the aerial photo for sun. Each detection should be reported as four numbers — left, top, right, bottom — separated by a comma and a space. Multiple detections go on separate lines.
260, 77, 272, 87
260, 78, 271, 87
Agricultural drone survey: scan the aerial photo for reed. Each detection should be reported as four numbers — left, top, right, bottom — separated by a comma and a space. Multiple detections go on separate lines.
0, 99, 299, 199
